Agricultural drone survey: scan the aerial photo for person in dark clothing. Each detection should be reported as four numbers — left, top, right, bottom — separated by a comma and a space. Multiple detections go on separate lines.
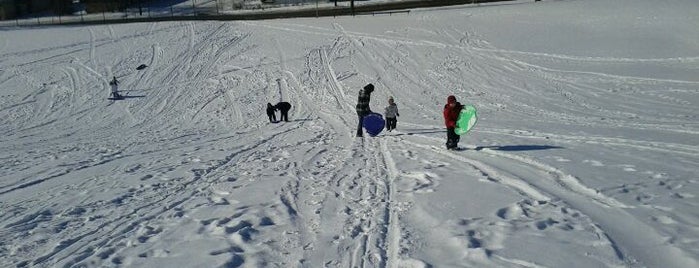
355, 83, 374, 137
109, 76, 122, 99
275, 101, 292, 122
443, 95, 464, 150
266, 103, 277, 123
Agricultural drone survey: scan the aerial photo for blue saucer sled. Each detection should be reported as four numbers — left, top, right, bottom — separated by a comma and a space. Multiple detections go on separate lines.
362, 113, 386, 137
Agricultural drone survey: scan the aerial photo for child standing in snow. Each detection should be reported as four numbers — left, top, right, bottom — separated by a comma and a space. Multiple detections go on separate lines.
266, 103, 277, 123
384, 97, 399, 131
109, 76, 122, 99
443, 95, 464, 150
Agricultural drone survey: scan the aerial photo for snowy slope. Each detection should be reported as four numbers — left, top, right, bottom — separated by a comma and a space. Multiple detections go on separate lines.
1, 0, 698, 267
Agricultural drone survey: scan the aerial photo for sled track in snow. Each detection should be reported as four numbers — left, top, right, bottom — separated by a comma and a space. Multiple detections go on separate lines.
272, 39, 401, 267
478, 128, 699, 157
397, 132, 697, 267
379, 139, 402, 267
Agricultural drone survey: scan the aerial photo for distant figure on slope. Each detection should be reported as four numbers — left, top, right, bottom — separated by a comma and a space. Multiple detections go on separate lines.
275, 101, 292, 122
109, 76, 122, 99
266, 103, 277, 123
355, 83, 374, 137
443, 95, 464, 150
384, 96, 399, 132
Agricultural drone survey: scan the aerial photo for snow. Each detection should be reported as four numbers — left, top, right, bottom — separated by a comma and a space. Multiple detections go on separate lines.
1, 0, 698, 267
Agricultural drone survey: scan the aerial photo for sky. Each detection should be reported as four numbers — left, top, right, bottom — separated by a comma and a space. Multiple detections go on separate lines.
1, 0, 698, 267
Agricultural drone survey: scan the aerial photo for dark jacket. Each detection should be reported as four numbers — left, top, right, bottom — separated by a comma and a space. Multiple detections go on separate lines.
443, 95, 463, 128
266, 103, 276, 116
356, 83, 374, 116
275, 102, 292, 112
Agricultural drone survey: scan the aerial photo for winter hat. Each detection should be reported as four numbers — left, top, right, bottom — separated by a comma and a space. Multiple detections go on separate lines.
364, 83, 375, 92
447, 95, 457, 104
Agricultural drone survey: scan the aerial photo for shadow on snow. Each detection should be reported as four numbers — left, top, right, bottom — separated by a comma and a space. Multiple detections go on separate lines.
109, 95, 146, 100
475, 145, 563, 151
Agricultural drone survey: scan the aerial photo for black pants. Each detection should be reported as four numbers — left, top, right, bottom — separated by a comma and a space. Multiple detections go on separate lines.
268, 113, 276, 122
279, 110, 289, 122
386, 117, 397, 131
446, 127, 460, 149
356, 114, 365, 137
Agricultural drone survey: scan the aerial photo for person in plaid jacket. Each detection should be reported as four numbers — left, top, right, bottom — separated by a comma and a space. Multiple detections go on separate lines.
355, 83, 374, 137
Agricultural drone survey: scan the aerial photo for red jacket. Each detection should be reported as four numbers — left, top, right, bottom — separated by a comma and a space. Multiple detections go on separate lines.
443, 95, 462, 128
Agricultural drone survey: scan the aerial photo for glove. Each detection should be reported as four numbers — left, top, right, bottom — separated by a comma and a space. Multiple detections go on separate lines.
397, 113, 400, 117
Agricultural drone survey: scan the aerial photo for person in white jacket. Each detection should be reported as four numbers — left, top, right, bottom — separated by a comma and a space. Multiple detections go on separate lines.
384, 97, 399, 131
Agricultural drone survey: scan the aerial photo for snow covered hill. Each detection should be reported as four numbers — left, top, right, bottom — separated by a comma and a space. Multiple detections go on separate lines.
1, 0, 697, 267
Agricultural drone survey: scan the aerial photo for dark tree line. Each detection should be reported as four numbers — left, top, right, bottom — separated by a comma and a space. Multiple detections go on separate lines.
6, 0, 140, 17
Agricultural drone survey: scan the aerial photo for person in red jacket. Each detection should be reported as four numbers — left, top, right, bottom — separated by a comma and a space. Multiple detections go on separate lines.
443, 95, 464, 150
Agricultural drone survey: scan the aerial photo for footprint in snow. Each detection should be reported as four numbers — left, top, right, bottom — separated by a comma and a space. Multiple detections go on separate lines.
399, 171, 440, 193
496, 203, 525, 220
